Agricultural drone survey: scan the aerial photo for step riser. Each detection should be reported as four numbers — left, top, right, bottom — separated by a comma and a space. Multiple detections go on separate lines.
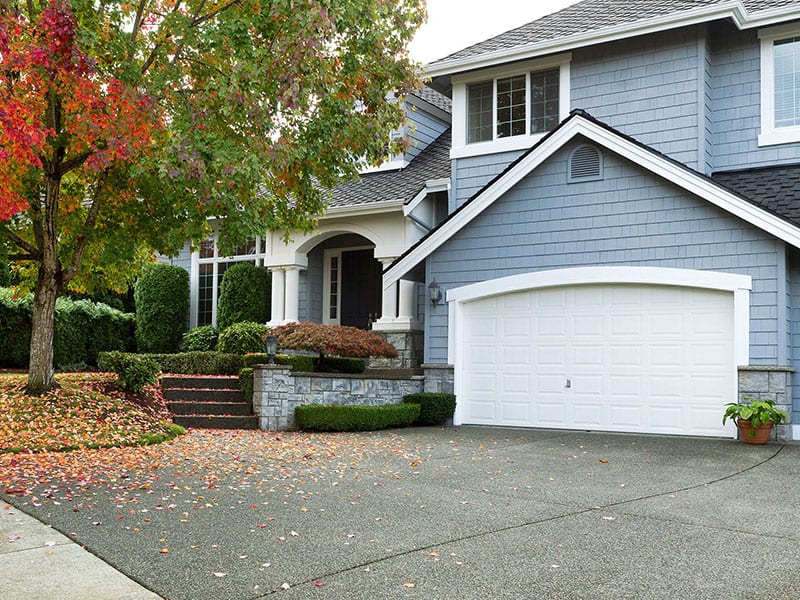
163, 388, 244, 402
169, 402, 253, 416
173, 415, 260, 430
160, 376, 239, 390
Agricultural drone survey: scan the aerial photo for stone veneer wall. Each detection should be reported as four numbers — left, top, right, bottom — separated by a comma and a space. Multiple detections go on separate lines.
369, 330, 425, 369
253, 365, 425, 431
738, 365, 794, 441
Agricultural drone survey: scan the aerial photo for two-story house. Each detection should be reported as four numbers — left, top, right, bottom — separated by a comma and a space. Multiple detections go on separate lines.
385, 0, 800, 440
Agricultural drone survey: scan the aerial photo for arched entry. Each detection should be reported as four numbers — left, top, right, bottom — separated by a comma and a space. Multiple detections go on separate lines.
308, 234, 382, 329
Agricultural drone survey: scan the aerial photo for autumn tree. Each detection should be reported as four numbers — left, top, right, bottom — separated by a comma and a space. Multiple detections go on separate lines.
0, 0, 424, 394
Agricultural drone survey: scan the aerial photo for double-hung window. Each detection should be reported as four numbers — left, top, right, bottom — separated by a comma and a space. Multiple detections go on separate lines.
454, 54, 570, 158
759, 25, 800, 146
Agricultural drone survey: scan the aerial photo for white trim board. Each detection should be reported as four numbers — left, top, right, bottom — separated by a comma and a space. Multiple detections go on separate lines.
384, 112, 800, 288
425, 1, 800, 79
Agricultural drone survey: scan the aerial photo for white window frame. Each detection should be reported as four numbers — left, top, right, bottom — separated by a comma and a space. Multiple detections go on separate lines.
759, 23, 800, 147
451, 53, 571, 159
322, 245, 373, 325
191, 232, 268, 328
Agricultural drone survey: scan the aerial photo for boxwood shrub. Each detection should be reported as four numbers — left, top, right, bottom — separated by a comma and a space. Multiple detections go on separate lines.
98, 351, 244, 375
402, 393, 457, 426
98, 351, 161, 393
295, 403, 421, 432
134, 264, 189, 353
242, 353, 363, 373
181, 325, 218, 352
239, 367, 254, 401
217, 321, 269, 355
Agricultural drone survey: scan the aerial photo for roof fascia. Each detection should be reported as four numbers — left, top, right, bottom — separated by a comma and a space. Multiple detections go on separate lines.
426, 2, 752, 78
384, 113, 800, 287
321, 199, 404, 220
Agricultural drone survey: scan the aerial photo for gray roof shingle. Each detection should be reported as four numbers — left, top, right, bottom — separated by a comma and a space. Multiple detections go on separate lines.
409, 87, 452, 114
713, 164, 800, 228
431, 0, 800, 66
326, 128, 451, 209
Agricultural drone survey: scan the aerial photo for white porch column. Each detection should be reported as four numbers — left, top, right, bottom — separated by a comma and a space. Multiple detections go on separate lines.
284, 267, 300, 323
269, 268, 285, 326
396, 279, 418, 326
373, 258, 398, 330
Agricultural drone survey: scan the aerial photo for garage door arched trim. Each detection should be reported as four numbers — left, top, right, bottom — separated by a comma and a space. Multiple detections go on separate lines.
447, 267, 752, 435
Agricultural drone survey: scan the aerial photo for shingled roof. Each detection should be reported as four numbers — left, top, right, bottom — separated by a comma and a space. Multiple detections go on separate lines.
713, 164, 800, 229
430, 0, 800, 67
326, 128, 451, 210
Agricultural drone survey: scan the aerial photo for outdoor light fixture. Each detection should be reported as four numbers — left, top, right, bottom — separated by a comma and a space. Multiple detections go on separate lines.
265, 333, 278, 365
428, 278, 443, 305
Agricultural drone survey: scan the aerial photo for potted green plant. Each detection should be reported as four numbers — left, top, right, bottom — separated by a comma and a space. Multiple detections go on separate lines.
722, 398, 787, 445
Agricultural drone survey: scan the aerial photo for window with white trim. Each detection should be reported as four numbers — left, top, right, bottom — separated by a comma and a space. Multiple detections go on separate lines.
195, 234, 267, 327
452, 54, 570, 159
759, 25, 800, 146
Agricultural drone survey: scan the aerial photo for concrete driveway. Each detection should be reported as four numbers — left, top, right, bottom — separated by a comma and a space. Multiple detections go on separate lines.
3, 427, 800, 599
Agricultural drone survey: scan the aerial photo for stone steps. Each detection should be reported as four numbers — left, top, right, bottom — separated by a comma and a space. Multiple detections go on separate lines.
161, 375, 259, 430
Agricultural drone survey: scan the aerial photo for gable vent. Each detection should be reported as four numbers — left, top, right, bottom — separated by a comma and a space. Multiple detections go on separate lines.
569, 145, 602, 182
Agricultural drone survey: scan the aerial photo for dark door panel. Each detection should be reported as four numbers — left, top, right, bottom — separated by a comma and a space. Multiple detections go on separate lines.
341, 249, 382, 329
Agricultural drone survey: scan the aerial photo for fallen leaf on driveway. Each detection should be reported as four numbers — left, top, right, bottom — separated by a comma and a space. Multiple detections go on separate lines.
281, 582, 291, 590
602, 516, 616, 521
159, 548, 169, 554
313, 580, 324, 587
212, 572, 227, 578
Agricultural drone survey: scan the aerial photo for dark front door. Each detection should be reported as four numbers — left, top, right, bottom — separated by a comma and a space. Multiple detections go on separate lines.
340, 249, 382, 329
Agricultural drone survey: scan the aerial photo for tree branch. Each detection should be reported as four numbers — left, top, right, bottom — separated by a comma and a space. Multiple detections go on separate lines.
63, 177, 105, 284
58, 150, 93, 176
8, 253, 38, 262
128, 0, 149, 62
0, 225, 42, 260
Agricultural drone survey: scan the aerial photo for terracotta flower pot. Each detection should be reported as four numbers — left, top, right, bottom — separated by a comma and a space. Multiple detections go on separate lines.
737, 420, 774, 445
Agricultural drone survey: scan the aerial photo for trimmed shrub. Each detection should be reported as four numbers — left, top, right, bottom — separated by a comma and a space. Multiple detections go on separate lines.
295, 403, 420, 432
181, 325, 218, 352
239, 368, 254, 402
0, 289, 33, 367
98, 351, 161, 393
242, 353, 316, 372
218, 321, 269, 355
99, 351, 244, 375
216, 263, 271, 331
134, 264, 189, 353
317, 356, 365, 374
0, 289, 133, 368
402, 393, 457, 426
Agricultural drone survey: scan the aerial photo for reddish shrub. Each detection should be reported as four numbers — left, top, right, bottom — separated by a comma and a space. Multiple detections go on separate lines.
268, 322, 398, 359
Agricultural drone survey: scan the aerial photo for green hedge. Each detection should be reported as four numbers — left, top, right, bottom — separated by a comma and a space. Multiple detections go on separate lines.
241, 353, 363, 373
239, 367, 254, 401
217, 321, 269, 355
402, 393, 457, 426
295, 403, 421, 432
98, 351, 244, 375
134, 264, 189, 353
0, 289, 134, 368
216, 263, 271, 331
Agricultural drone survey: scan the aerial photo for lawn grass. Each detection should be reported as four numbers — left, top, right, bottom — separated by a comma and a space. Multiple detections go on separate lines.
0, 372, 184, 454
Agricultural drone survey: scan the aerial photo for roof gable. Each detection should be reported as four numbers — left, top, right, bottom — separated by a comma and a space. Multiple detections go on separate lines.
384, 110, 800, 288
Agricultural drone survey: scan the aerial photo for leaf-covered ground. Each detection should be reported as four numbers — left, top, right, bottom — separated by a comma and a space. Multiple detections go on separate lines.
0, 372, 182, 454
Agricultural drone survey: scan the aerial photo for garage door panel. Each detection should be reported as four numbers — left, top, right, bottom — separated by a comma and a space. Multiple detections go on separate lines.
460, 282, 735, 437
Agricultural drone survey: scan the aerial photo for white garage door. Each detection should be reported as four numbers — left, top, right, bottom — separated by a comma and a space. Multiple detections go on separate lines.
460, 284, 735, 437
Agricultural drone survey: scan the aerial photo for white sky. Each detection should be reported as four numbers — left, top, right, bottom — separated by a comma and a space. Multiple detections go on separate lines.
408, 0, 581, 64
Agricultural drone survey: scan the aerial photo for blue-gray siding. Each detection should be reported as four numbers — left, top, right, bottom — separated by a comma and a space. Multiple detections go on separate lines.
406, 107, 449, 162
426, 140, 788, 374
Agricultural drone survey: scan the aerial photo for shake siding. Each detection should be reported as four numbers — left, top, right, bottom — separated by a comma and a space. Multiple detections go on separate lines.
709, 22, 800, 171
425, 141, 784, 364
789, 251, 800, 420
452, 150, 525, 208
167, 244, 192, 271
406, 109, 449, 162
571, 27, 701, 169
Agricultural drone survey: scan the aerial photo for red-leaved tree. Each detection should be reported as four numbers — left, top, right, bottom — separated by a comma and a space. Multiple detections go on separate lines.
269, 321, 398, 361
0, 0, 423, 393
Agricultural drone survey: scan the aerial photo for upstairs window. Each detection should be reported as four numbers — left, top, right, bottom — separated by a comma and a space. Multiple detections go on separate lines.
759, 25, 800, 146
452, 54, 570, 159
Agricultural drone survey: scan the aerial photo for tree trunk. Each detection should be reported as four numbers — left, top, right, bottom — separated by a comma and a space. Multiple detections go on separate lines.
26, 173, 63, 395
27, 265, 61, 394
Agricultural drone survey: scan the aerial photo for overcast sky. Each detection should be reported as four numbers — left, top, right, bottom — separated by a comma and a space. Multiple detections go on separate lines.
408, 0, 581, 64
